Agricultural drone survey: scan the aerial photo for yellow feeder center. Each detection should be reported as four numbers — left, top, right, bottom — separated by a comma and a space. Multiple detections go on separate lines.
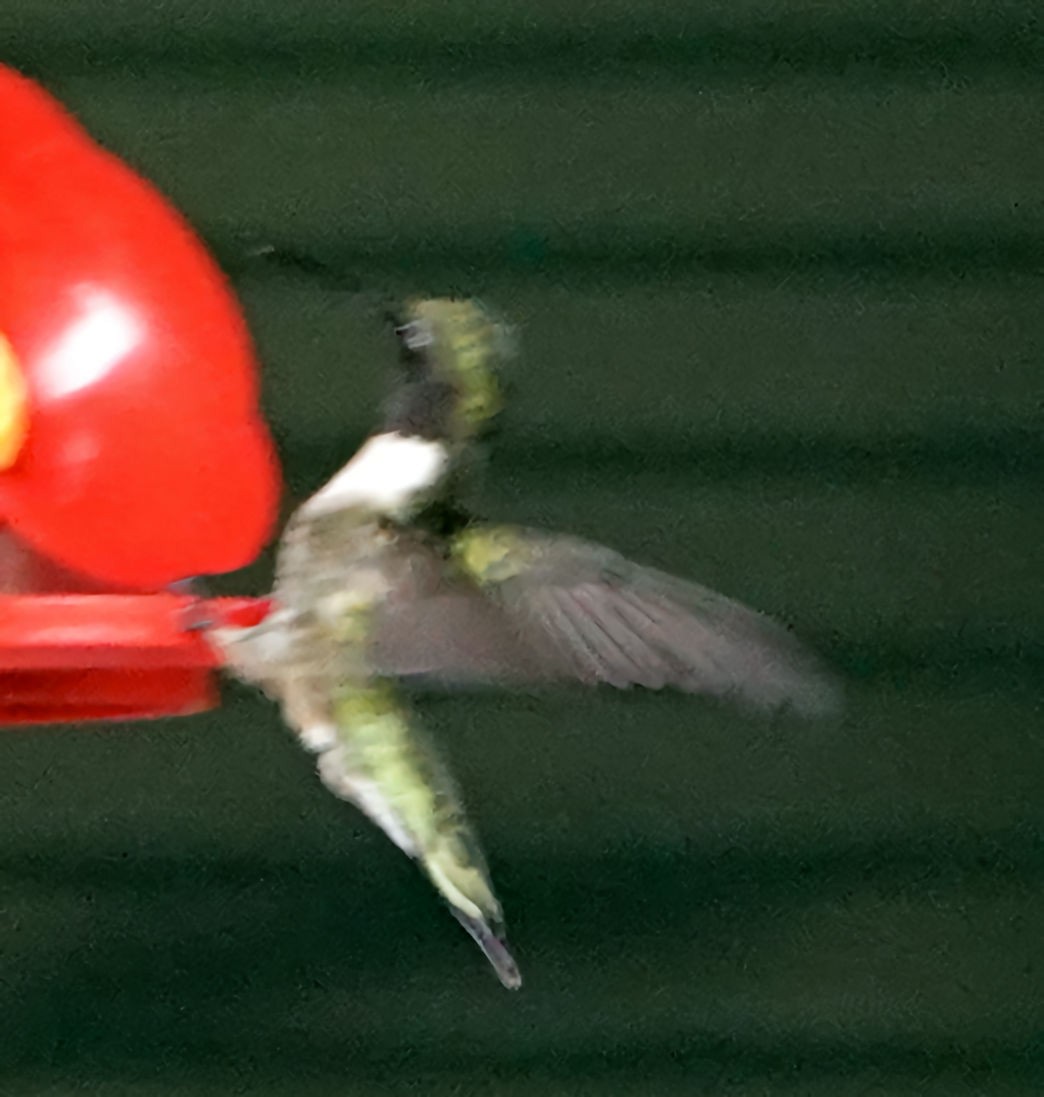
0, 332, 29, 469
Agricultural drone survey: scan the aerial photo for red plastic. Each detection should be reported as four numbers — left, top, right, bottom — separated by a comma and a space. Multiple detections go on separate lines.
0, 65, 281, 589
0, 589, 270, 724
0, 528, 274, 724
0, 593, 268, 670
0, 68, 283, 723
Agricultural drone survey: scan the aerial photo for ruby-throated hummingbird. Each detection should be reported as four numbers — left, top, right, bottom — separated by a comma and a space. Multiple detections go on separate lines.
206, 298, 840, 991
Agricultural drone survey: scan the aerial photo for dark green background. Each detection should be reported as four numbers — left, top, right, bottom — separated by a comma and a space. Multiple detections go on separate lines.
2, 2, 1042, 1094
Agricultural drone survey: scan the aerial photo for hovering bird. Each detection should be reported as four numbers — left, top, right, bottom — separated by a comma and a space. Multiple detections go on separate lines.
205, 298, 840, 990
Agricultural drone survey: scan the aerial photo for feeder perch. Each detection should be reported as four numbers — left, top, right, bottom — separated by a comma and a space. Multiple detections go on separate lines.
0, 66, 282, 724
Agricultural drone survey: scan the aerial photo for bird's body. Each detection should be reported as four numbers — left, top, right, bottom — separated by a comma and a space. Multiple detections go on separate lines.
207, 297, 839, 990
209, 300, 524, 988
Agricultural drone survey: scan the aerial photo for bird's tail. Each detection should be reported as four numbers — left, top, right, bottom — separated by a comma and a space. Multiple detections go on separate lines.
328, 681, 522, 989
420, 828, 522, 990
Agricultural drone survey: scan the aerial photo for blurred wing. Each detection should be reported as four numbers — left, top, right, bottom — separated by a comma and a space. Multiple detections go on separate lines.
373, 526, 842, 718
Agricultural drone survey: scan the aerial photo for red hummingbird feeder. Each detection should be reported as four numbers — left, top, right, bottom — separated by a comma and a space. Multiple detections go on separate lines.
0, 65, 280, 724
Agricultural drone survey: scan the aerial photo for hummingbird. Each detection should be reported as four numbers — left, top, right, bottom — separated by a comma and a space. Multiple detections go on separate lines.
205, 297, 840, 991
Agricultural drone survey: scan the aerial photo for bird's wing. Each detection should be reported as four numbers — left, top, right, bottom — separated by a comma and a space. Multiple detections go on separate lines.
372, 525, 841, 718
300, 678, 521, 990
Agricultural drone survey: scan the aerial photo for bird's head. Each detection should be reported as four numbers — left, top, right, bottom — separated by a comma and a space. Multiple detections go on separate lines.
383, 297, 514, 447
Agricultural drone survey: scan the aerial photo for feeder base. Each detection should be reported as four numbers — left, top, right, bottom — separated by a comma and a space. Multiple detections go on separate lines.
0, 592, 269, 726
0, 667, 218, 724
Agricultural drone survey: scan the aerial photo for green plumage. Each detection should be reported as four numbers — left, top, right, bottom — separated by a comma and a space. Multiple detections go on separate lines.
207, 295, 838, 992
209, 298, 522, 989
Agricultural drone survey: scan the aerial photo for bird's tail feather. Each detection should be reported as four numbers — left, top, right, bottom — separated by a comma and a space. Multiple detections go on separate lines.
424, 848, 522, 990
450, 907, 522, 990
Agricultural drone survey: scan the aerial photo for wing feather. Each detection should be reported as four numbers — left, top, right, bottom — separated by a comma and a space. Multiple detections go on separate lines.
372, 526, 841, 717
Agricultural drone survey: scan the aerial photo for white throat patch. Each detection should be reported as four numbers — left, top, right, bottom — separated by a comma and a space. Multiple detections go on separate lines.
302, 432, 448, 519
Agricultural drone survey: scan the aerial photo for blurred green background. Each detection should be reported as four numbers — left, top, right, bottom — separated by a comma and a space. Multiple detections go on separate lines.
2, 2, 1042, 1094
